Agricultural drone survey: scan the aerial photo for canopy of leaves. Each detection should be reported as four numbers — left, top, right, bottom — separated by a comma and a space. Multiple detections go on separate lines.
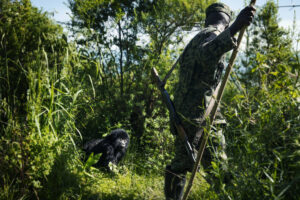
0, 0, 67, 116
67, 0, 216, 141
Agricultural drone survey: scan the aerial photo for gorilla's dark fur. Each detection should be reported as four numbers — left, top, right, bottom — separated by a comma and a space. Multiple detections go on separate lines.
83, 129, 130, 169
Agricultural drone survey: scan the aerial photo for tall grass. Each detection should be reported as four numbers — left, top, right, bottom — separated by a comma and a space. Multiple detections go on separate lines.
1, 1, 299, 200
221, 79, 300, 200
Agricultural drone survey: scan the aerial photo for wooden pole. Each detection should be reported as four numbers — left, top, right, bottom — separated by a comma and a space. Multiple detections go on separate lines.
181, 1, 257, 199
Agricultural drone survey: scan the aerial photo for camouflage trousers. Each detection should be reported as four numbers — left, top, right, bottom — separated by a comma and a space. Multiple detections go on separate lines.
170, 123, 227, 174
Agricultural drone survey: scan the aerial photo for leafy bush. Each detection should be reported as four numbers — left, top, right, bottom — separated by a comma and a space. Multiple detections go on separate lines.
217, 1, 300, 199
222, 81, 300, 199
139, 112, 175, 173
0, 1, 83, 198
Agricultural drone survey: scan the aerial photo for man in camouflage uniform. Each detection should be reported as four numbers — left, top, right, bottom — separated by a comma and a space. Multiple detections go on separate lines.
164, 3, 255, 200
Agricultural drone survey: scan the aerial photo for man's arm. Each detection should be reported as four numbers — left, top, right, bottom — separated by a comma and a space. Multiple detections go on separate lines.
196, 5, 256, 72
196, 28, 237, 74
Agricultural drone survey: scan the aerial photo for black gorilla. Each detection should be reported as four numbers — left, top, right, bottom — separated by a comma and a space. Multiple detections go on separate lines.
83, 129, 130, 169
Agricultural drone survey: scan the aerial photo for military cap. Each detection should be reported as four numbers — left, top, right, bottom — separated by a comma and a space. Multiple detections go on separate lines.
206, 3, 233, 19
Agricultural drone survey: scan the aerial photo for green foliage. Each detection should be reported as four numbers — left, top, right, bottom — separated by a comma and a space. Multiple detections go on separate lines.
0, 1, 82, 199
139, 112, 175, 173
1, 0, 299, 199
222, 82, 299, 199
54, 164, 212, 200
84, 152, 102, 170
0, 0, 66, 116
241, 1, 298, 90
68, 0, 216, 143
217, 1, 300, 199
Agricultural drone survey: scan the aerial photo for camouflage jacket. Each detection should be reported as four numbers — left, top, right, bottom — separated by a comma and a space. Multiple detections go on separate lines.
173, 25, 237, 125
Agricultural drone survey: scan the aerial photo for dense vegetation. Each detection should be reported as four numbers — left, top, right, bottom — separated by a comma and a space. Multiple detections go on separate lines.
0, 0, 299, 199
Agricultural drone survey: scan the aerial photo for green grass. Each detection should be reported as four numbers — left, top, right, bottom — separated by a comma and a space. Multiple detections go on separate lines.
69, 165, 213, 200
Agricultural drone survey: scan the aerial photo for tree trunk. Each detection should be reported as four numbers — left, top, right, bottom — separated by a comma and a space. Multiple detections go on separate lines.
118, 21, 123, 97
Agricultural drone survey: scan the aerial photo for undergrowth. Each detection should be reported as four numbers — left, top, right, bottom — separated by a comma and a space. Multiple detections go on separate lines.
0, 0, 299, 200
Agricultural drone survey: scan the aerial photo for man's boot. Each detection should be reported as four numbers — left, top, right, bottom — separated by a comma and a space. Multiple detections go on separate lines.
164, 165, 186, 200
